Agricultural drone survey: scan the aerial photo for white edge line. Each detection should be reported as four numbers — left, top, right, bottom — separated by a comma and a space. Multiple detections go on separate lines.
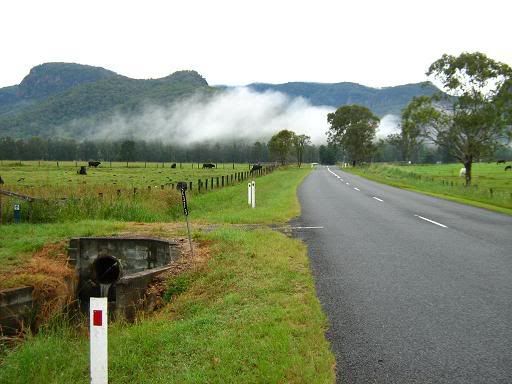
372, 197, 383, 202
414, 214, 448, 228
291, 226, 324, 229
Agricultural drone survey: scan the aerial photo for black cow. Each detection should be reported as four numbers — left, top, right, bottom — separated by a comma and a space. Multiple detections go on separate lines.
505, 165, 512, 171
0, 175, 4, 185
497, 159, 506, 164
78, 166, 87, 175
202, 163, 215, 169
88, 161, 101, 167
171, 163, 177, 168
250, 164, 263, 173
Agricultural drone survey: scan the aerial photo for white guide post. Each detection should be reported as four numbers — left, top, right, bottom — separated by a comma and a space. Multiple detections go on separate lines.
251, 180, 256, 208
248, 182, 252, 205
90, 297, 108, 384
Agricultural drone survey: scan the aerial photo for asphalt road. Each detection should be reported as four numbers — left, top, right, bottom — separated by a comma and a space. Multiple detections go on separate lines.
293, 166, 512, 383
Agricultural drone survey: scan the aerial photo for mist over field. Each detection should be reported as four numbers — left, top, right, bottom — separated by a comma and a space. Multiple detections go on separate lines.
86, 87, 332, 144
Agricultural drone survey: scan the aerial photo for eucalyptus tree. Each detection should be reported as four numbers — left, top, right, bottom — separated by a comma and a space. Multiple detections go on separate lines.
268, 129, 295, 165
404, 52, 512, 185
327, 105, 380, 165
293, 134, 311, 167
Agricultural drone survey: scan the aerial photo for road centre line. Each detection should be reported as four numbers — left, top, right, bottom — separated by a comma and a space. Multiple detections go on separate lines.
414, 214, 448, 228
346, 182, 350, 185
354, 187, 360, 191
291, 226, 324, 229
372, 197, 384, 202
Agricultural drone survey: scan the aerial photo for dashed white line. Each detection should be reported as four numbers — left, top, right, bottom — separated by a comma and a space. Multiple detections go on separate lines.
346, 182, 350, 185
372, 197, 384, 202
414, 214, 448, 228
354, 187, 360, 191
291, 226, 324, 229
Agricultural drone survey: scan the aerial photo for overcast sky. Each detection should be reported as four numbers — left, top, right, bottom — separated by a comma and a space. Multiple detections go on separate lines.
1, 0, 511, 89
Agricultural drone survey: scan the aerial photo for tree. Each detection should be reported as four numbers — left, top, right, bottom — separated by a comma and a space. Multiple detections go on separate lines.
406, 52, 512, 185
268, 129, 295, 165
398, 96, 428, 161
319, 144, 338, 165
293, 134, 311, 167
327, 105, 379, 165
119, 140, 136, 162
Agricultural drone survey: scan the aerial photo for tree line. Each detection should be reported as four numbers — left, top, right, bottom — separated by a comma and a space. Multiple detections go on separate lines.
0, 136, 321, 165
326, 52, 512, 185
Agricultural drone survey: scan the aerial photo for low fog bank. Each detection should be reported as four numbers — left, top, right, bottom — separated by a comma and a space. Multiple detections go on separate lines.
376, 114, 400, 139
87, 87, 334, 145
64, 87, 400, 145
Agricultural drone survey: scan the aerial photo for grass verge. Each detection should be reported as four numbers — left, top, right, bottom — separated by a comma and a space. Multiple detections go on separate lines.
345, 163, 512, 215
0, 228, 335, 383
189, 167, 311, 224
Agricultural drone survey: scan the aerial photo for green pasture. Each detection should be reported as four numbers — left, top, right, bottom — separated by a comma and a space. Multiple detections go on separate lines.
346, 162, 512, 214
0, 161, 254, 190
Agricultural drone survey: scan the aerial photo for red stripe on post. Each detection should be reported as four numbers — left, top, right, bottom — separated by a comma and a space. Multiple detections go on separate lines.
93, 310, 102, 326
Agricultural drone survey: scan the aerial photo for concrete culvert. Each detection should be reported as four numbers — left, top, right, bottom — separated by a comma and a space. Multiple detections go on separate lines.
93, 256, 122, 285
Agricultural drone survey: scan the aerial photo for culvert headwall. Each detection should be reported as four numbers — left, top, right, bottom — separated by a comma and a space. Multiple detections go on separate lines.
68, 236, 179, 319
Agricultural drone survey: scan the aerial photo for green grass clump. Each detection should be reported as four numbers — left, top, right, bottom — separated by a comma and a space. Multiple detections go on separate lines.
346, 163, 512, 214
0, 228, 335, 384
0, 221, 125, 274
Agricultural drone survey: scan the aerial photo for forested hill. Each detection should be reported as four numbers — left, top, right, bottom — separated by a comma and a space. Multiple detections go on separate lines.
0, 63, 212, 138
0, 62, 439, 139
247, 81, 440, 116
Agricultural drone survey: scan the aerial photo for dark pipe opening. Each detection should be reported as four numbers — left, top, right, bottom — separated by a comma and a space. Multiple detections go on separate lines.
93, 256, 121, 284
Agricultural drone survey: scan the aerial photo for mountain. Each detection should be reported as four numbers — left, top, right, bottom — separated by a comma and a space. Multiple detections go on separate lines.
0, 62, 440, 139
246, 81, 440, 116
0, 63, 211, 138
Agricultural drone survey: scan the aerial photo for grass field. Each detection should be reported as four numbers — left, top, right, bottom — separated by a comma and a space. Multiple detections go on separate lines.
0, 165, 336, 383
0, 161, 255, 189
0, 162, 274, 223
345, 162, 512, 214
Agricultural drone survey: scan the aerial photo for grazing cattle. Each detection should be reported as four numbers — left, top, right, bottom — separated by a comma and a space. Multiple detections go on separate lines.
17, 177, 25, 182
88, 161, 101, 167
505, 165, 512, 171
171, 163, 176, 168
497, 159, 506, 164
250, 164, 263, 173
78, 166, 87, 175
459, 167, 466, 177
202, 163, 215, 169
0, 175, 4, 185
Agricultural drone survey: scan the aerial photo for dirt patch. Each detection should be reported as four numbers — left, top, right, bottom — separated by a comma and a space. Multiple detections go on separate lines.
0, 241, 76, 329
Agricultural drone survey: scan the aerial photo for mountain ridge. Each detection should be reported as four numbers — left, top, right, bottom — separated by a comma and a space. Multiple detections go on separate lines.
0, 62, 440, 139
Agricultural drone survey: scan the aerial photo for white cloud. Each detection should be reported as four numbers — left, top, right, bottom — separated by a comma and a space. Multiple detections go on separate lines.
89, 87, 333, 144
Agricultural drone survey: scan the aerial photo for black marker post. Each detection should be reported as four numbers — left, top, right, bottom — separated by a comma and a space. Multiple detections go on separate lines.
178, 182, 193, 255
